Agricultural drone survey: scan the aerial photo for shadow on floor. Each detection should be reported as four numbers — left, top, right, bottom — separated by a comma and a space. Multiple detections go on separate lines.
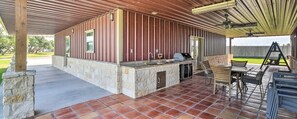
0, 64, 112, 118
31, 65, 112, 115
36, 65, 297, 119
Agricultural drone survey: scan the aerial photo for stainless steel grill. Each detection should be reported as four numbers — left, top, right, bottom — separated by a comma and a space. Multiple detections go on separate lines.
173, 53, 193, 61
174, 53, 193, 80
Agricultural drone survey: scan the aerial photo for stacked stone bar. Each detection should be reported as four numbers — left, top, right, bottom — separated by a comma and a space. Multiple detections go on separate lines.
2, 56, 36, 119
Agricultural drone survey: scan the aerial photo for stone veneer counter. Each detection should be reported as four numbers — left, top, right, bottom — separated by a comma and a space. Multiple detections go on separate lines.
121, 60, 192, 98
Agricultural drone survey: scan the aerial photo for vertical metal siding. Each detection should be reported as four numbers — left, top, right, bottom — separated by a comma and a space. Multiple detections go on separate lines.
55, 10, 227, 63
123, 10, 226, 62
54, 10, 117, 63
291, 27, 297, 58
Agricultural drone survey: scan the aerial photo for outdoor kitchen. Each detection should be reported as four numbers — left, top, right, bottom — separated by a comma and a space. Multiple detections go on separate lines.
121, 53, 194, 98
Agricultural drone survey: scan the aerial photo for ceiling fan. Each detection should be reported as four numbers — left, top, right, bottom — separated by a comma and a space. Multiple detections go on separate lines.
215, 13, 258, 29
215, 14, 232, 29
245, 29, 265, 37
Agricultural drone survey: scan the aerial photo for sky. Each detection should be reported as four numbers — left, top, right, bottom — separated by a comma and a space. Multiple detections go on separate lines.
226, 36, 291, 46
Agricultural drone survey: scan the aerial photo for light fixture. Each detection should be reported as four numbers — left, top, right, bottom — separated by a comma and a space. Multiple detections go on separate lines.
192, 0, 237, 15
71, 28, 74, 33
151, 12, 158, 15
110, 13, 114, 21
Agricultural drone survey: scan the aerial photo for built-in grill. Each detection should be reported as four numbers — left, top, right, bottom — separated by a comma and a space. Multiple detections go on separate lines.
174, 53, 193, 80
173, 53, 193, 61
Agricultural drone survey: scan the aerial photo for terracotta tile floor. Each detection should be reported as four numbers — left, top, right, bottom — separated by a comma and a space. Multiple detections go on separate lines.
36, 67, 297, 119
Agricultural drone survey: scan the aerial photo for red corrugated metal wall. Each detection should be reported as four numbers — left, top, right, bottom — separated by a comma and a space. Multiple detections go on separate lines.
54, 9, 226, 63
123, 10, 226, 62
54, 10, 117, 63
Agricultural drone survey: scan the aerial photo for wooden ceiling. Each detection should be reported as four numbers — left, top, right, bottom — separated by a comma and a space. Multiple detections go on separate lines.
0, 0, 296, 38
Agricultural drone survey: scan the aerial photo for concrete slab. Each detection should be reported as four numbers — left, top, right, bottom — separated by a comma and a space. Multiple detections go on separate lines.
31, 65, 112, 115
0, 57, 112, 118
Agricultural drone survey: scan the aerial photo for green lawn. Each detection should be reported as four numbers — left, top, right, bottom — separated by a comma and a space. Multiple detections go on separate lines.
0, 59, 11, 84
0, 52, 54, 59
0, 52, 53, 84
233, 57, 288, 64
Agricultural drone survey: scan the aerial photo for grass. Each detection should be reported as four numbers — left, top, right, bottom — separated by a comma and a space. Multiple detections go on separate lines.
0, 52, 53, 84
0, 59, 11, 84
0, 52, 53, 59
233, 57, 288, 65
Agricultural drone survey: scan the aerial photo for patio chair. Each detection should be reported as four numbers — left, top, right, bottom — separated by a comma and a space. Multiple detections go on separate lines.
231, 60, 248, 67
211, 65, 236, 100
241, 66, 269, 100
200, 61, 213, 85
231, 60, 248, 86
266, 72, 297, 119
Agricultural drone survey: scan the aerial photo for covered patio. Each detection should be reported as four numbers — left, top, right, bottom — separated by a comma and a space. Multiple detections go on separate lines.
37, 66, 295, 119
1, 0, 297, 119
0, 59, 112, 118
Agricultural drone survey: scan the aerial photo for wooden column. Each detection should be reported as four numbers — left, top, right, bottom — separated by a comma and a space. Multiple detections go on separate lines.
15, 0, 27, 72
229, 37, 233, 54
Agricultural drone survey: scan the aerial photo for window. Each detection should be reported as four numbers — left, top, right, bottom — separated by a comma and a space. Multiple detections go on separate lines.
85, 29, 95, 53
65, 36, 70, 56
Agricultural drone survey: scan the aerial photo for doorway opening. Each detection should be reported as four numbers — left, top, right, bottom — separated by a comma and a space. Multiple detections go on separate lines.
190, 36, 205, 72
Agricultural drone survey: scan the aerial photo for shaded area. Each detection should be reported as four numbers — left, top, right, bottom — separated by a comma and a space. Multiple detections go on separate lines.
0, 63, 112, 118
37, 65, 296, 119
30, 65, 112, 115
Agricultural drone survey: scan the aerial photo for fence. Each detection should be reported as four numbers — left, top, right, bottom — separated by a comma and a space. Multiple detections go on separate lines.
226, 45, 291, 58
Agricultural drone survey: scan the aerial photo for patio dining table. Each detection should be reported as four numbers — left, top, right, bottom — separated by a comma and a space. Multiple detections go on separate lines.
222, 65, 253, 97
231, 66, 253, 97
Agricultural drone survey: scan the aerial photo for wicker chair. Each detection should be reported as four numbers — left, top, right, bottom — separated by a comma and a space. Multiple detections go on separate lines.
201, 61, 213, 85
211, 65, 236, 100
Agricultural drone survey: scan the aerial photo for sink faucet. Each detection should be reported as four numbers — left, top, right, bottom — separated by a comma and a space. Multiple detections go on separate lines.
148, 52, 154, 62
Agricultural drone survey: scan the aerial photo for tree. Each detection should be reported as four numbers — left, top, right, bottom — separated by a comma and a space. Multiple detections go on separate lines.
0, 26, 53, 55
49, 40, 54, 51
28, 36, 53, 53
0, 27, 15, 55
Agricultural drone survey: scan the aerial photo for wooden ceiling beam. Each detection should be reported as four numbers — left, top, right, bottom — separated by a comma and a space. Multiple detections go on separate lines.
1, 0, 297, 37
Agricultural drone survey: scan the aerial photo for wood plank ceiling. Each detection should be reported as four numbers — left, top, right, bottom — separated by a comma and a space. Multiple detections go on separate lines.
0, 0, 296, 38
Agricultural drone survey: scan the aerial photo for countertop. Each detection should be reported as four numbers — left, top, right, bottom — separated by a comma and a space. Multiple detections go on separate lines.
121, 60, 194, 69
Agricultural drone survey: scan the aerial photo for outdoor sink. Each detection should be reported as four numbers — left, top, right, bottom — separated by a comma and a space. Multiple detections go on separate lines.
145, 61, 166, 65
122, 60, 169, 68
156, 61, 166, 65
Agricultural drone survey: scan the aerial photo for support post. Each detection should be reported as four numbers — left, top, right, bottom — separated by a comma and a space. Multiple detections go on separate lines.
2, 0, 36, 118
15, 0, 27, 72
229, 37, 233, 54
116, 8, 123, 64
116, 9, 124, 94
228, 37, 233, 63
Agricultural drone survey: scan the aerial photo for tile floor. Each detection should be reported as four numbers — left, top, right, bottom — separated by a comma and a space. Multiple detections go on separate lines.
36, 67, 296, 119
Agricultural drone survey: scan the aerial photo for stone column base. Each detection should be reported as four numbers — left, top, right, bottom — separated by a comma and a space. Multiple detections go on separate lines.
2, 70, 36, 119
